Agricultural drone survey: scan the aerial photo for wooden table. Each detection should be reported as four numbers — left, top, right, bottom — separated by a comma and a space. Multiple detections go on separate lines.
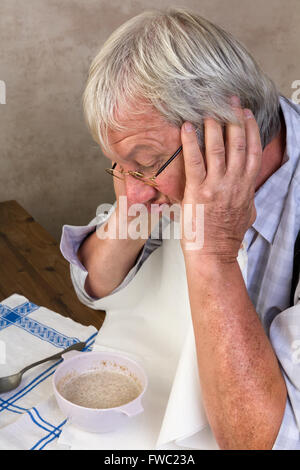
0, 200, 105, 329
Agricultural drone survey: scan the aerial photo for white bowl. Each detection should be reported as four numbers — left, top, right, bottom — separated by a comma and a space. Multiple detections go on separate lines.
53, 350, 147, 433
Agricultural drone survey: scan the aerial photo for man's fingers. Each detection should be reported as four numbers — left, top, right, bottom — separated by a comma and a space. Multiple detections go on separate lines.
243, 109, 263, 180
225, 97, 247, 175
204, 117, 226, 178
181, 122, 206, 187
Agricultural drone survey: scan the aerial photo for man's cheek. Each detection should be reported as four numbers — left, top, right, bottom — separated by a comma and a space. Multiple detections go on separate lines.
170, 182, 185, 202
159, 177, 183, 201
159, 184, 177, 200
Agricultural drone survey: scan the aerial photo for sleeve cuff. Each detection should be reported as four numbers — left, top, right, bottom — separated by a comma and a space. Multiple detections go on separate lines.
60, 224, 97, 272
69, 235, 150, 305
272, 381, 300, 450
270, 304, 300, 449
59, 202, 117, 272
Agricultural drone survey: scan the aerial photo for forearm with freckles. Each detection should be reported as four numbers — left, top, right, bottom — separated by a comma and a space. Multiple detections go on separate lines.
183, 254, 287, 450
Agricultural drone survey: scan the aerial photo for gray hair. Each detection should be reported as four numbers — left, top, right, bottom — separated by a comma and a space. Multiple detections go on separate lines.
83, 7, 281, 154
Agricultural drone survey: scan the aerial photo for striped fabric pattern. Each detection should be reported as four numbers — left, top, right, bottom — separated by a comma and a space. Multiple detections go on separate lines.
0, 295, 98, 450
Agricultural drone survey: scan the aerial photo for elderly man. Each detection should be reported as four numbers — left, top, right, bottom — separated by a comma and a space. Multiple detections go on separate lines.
60, 8, 300, 449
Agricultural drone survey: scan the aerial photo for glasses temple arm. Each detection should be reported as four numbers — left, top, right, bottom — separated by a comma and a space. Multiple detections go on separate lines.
154, 145, 182, 178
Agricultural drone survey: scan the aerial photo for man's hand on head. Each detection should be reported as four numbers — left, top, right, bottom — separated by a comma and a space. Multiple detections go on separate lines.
180, 96, 262, 261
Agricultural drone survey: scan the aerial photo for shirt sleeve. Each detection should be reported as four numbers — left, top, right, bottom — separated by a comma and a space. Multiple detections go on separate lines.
60, 202, 117, 272
59, 202, 163, 307
270, 279, 300, 449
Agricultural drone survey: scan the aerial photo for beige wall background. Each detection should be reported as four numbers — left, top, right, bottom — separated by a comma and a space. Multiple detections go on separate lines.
0, 0, 299, 241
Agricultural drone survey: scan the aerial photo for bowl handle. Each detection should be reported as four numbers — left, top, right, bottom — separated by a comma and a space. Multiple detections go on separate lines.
119, 399, 144, 417
61, 350, 84, 361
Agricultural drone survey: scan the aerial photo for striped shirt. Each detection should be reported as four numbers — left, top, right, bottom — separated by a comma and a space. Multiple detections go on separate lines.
60, 95, 300, 449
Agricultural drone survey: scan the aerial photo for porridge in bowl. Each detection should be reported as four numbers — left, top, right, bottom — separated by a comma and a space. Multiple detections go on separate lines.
58, 369, 143, 409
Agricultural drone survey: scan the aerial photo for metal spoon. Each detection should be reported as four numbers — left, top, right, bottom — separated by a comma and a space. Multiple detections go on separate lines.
0, 341, 86, 393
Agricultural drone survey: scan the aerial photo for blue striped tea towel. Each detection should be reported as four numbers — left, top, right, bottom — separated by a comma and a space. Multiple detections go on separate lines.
0, 294, 98, 450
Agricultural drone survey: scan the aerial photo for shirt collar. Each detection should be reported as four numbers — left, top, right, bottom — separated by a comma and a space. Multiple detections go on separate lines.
251, 96, 300, 244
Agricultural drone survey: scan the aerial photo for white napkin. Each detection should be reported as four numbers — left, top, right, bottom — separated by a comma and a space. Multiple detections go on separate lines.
59, 231, 248, 450
0, 294, 97, 449
158, 240, 248, 450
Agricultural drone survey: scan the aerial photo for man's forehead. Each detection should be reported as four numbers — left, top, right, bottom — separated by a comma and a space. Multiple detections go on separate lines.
108, 102, 168, 144
114, 99, 162, 123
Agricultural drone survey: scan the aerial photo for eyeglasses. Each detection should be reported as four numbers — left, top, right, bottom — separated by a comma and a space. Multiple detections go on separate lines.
105, 145, 182, 188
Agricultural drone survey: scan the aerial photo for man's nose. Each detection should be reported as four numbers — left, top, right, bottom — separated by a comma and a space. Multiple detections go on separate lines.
125, 174, 157, 206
